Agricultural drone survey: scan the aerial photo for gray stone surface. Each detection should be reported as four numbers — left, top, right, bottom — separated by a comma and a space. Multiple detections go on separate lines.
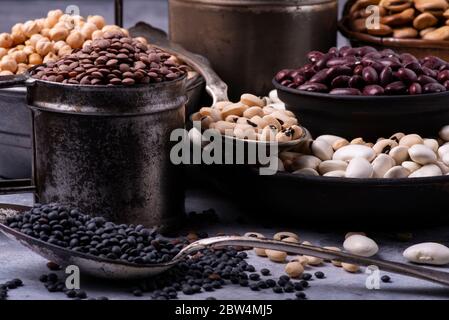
1, 192, 449, 300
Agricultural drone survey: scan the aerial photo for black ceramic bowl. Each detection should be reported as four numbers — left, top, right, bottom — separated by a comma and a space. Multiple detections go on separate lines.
273, 79, 449, 141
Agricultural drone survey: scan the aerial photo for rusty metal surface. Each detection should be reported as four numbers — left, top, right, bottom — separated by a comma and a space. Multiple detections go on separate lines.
25, 77, 187, 229
169, 0, 337, 100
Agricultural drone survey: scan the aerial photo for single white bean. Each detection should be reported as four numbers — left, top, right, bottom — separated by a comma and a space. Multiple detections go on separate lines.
384, 166, 410, 178
389, 146, 409, 164
312, 139, 334, 161
343, 234, 379, 257
318, 160, 348, 175
323, 170, 346, 177
408, 164, 442, 178
399, 134, 424, 147
372, 154, 395, 178
345, 157, 373, 178
292, 168, 319, 176
402, 161, 421, 173
408, 144, 437, 165
423, 138, 439, 153
333, 145, 376, 162
439, 125, 449, 142
403, 242, 449, 265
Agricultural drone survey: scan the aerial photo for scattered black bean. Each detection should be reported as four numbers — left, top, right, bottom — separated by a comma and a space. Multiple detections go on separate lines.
314, 271, 325, 279
302, 273, 312, 281
260, 268, 270, 276
381, 275, 391, 283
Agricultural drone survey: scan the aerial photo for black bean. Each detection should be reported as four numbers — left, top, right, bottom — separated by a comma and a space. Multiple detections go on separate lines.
381, 275, 391, 283
314, 271, 325, 279
272, 286, 283, 294
260, 268, 270, 276
295, 292, 307, 299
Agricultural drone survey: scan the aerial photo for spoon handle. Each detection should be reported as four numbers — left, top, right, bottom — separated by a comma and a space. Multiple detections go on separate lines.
175, 236, 449, 287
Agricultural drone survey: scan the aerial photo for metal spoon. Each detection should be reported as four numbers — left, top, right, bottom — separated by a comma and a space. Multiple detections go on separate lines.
1, 216, 449, 286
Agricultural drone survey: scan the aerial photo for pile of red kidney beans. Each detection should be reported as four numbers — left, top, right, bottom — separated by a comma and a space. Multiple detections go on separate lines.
275, 46, 449, 96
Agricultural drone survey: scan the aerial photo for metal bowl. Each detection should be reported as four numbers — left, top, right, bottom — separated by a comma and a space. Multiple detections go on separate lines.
274, 79, 449, 141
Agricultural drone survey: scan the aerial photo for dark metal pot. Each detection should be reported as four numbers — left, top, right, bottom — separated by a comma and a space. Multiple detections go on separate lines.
169, 0, 338, 100
274, 80, 449, 141
0, 73, 187, 230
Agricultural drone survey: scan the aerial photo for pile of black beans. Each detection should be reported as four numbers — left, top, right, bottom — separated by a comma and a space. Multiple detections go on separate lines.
6, 203, 184, 264
31, 31, 187, 85
275, 46, 449, 96
0, 279, 23, 300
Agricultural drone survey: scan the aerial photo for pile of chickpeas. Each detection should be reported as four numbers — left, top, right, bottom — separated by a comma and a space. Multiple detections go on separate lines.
0, 9, 131, 76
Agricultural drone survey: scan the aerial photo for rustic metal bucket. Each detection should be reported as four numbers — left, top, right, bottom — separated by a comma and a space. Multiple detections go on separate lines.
0, 73, 188, 230
169, 0, 338, 100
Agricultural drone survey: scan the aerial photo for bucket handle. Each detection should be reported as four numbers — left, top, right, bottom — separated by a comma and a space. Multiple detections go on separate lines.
0, 74, 35, 89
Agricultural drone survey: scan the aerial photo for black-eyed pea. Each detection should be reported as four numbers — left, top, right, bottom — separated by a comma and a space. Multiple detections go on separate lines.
284, 110, 295, 118
274, 231, 300, 241
191, 112, 202, 122
276, 130, 293, 142
199, 107, 213, 117
285, 261, 304, 278
243, 106, 264, 118
262, 106, 276, 115
236, 117, 250, 125
260, 125, 278, 141
288, 125, 303, 140
271, 110, 291, 125
214, 101, 232, 110
249, 115, 268, 129
281, 117, 299, 129
200, 116, 214, 129
389, 132, 405, 143
282, 236, 300, 244
341, 262, 360, 273
266, 249, 287, 262
221, 102, 248, 118
240, 93, 265, 107
244, 232, 267, 256
262, 115, 282, 131
210, 108, 222, 122
213, 121, 236, 135
234, 124, 257, 140
225, 115, 239, 123
332, 138, 350, 150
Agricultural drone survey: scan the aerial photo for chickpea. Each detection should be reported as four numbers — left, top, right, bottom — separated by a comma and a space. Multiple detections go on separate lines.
11, 23, 24, 34
0, 57, 18, 73
58, 14, 76, 30
50, 27, 68, 42
88, 15, 106, 29
91, 30, 104, 40
16, 63, 28, 74
82, 40, 92, 50
80, 22, 98, 40
0, 70, 14, 76
53, 40, 66, 52
28, 53, 42, 65
23, 45, 34, 55
47, 9, 64, 20
35, 38, 53, 56
0, 33, 13, 49
44, 15, 59, 29
66, 30, 84, 49
57, 45, 72, 57
102, 25, 122, 34
11, 50, 27, 64
12, 32, 26, 46
43, 52, 58, 64
35, 18, 46, 30
41, 28, 51, 38
0, 48, 7, 59
29, 34, 44, 47
23, 20, 41, 37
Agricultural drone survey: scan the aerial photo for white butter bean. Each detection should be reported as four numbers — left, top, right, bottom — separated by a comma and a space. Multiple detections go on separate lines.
389, 146, 409, 164
292, 168, 319, 176
332, 138, 349, 150
402, 161, 421, 173
291, 155, 321, 171
318, 160, 348, 175
316, 135, 344, 146
438, 143, 449, 158
384, 166, 410, 178
424, 138, 439, 153
323, 170, 346, 177
372, 139, 398, 154
408, 164, 442, 178
408, 144, 437, 165
345, 232, 366, 239
372, 154, 395, 178
343, 234, 379, 257
403, 242, 449, 265
333, 145, 376, 162
341, 262, 360, 273
436, 160, 449, 174
439, 125, 449, 141
345, 157, 373, 178
399, 134, 424, 147
312, 139, 334, 161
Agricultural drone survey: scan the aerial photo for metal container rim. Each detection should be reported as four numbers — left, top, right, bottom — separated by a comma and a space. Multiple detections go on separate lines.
169, 0, 337, 6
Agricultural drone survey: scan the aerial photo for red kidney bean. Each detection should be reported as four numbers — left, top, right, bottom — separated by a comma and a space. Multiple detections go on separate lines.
423, 82, 446, 93
422, 56, 447, 70
307, 51, 325, 63
329, 88, 361, 95
437, 70, 449, 83
404, 62, 422, 75
363, 85, 384, 96
315, 53, 333, 70
380, 49, 396, 56
362, 66, 378, 84
288, 69, 302, 79
326, 65, 352, 79
340, 47, 358, 57
400, 53, 418, 64
379, 66, 393, 87
293, 74, 306, 86
280, 79, 292, 87
362, 51, 382, 60
338, 46, 352, 56
359, 46, 377, 56
302, 64, 316, 79
379, 58, 401, 70
331, 75, 351, 88
275, 69, 290, 82
326, 56, 357, 68
309, 68, 329, 83
298, 82, 328, 92
417, 75, 438, 85
409, 83, 422, 95
353, 64, 364, 76
444, 80, 449, 90
422, 66, 438, 78
328, 47, 339, 55
385, 81, 407, 95
361, 58, 384, 73
348, 75, 365, 89
396, 68, 418, 84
